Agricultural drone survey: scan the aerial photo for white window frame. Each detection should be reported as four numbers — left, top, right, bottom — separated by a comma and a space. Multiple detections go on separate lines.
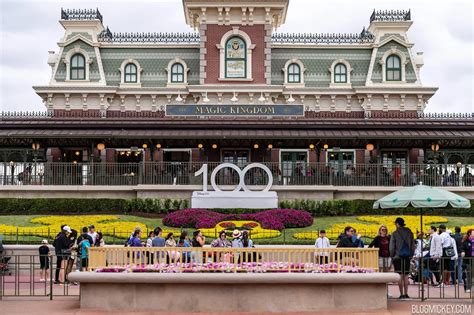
282, 59, 306, 87
216, 27, 255, 82
166, 58, 189, 87
329, 59, 352, 88
325, 149, 357, 166
379, 48, 408, 83
119, 59, 143, 88
64, 45, 92, 82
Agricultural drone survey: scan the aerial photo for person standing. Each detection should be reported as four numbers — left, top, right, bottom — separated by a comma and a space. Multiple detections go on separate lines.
38, 240, 50, 281
52, 225, 71, 284
94, 232, 105, 247
191, 230, 205, 263
315, 230, 330, 265
439, 224, 455, 286
453, 227, 464, 285
428, 226, 443, 286
211, 231, 231, 248
369, 225, 391, 272
461, 229, 473, 293
76, 227, 93, 270
88, 225, 97, 245
336, 227, 361, 248
176, 231, 191, 263
389, 218, 414, 300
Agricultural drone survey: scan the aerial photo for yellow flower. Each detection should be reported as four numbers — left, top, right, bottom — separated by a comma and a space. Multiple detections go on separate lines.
200, 220, 280, 239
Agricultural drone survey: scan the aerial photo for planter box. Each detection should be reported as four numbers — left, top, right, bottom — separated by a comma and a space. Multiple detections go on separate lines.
69, 272, 399, 312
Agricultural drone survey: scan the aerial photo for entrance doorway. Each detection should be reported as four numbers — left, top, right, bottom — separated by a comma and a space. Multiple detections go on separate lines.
280, 150, 308, 185
162, 149, 191, 185
221, 150, 249, 167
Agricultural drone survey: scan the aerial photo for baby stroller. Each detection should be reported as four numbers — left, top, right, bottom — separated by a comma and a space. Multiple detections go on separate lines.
0, 236, 12, 276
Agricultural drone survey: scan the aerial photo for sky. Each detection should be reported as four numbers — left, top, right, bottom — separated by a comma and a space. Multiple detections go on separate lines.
0, 0, 473, 113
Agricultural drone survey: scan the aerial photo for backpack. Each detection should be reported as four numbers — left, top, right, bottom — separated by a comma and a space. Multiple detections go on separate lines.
398, 231, 411, 258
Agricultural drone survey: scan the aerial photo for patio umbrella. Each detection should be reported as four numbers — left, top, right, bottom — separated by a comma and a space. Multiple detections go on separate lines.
373, 183, 471, 234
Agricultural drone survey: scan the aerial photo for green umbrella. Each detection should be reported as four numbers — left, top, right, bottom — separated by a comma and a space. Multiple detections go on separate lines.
373, 183, 470, 235
374, 184, 470, 301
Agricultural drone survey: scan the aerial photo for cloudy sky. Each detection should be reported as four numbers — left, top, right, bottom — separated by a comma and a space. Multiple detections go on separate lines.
0, 0, 472, 112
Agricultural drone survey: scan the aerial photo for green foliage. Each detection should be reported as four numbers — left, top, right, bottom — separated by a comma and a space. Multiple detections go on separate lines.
0, 198, 188, 215
278, 199, 474, 217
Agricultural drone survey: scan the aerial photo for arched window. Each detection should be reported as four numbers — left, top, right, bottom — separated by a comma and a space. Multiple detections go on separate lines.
287, 63, 301, 83
70, 53, 85, 80
386, 55, 401, 81
124, 63, 137, 83
225, 36, 246, 78
171, 63, 184, 83
334, 63, 347, 83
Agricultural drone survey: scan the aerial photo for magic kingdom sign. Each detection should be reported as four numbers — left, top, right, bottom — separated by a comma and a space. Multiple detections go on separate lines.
166, 104, 304, 116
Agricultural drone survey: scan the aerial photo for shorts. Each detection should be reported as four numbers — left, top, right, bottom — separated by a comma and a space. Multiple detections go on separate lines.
441, 256, 453, 271
393, 257, 411, 275
81, 258, 89, 269
40, 258, 49, 270
379, 257, 392, 269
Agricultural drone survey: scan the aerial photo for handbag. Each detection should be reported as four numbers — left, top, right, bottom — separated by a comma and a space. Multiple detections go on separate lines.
443, 246, 455, 257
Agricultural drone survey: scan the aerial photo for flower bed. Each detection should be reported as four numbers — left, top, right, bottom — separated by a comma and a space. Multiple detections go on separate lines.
95, 262, 374, 274
292, 215, 471, 240
0, 215, 180, 239
200, 220, 280, 239
163, 209, 313, 231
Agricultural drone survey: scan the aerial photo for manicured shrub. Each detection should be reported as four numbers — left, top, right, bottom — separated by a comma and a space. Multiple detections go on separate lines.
162, 209, 314, 231
278, 199, 473, 217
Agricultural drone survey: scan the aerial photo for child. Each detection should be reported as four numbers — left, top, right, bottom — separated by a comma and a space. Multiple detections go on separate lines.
39, 239, 50, 281
78, 235, 91, 271
315, 230, 330, 264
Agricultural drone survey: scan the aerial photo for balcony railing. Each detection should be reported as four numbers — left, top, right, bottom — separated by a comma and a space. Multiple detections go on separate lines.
1, 162, 473, 187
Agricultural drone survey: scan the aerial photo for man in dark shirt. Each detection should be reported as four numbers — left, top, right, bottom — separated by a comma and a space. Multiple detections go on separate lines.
52, 225, 71, 284
336, 226, 362, 248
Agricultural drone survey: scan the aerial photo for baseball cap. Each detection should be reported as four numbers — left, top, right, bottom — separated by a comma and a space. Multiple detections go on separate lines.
41, 239, 48, 244
63, 226, 72, 233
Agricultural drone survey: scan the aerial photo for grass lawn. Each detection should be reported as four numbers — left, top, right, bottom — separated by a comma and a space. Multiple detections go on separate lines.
1, 214, 473, 245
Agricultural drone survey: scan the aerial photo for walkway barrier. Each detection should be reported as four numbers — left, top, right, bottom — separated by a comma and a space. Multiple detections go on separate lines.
87, 246, 380, 272
0, 254, 79, 299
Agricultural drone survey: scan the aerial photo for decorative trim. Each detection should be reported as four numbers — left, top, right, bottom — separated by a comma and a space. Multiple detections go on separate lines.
282, 59, 305, 87
329, 59, 353, 88
379, 47, 408, 83
216, 27, 255, 81
119, 59, 143, 87
63, 45, 92, 82
166, 58, 190, 86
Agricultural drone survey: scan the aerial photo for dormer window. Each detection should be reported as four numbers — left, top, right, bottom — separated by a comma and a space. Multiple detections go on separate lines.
287, 63, 301, 83
70, 53, 85, 80
334, 63, 347, 83
282, 59, 305, 86
171, 63, 185, 83
124, 63, 137, 83
166, 58, 189, 86
386, 55, 401, 81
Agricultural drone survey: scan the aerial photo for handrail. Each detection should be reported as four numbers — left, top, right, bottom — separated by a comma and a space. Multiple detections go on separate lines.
88, 246, 379, 273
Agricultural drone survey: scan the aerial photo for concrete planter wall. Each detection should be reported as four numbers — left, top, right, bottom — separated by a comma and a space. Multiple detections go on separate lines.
68, 272, 399, 312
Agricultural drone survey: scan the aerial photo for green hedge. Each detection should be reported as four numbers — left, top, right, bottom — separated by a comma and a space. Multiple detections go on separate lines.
0, 198, 189, 215
0, 198, 471, 216
278, 199, 474, 217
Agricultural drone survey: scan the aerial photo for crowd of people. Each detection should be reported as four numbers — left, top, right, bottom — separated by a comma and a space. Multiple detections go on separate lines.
314, 218, 473, 299
125, 227, 255, 264
39, 224, 105, 284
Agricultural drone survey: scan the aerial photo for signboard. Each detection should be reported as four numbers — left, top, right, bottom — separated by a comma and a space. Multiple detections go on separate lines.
191, 163, 278, 209
166, 104, 304, 117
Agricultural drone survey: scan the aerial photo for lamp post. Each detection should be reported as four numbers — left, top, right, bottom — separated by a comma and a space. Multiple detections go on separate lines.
431, 143, 440, 185
32, 142, 41, 184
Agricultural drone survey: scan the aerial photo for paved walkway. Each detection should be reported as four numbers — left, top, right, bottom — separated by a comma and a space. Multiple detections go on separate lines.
0, 298, 472, 315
